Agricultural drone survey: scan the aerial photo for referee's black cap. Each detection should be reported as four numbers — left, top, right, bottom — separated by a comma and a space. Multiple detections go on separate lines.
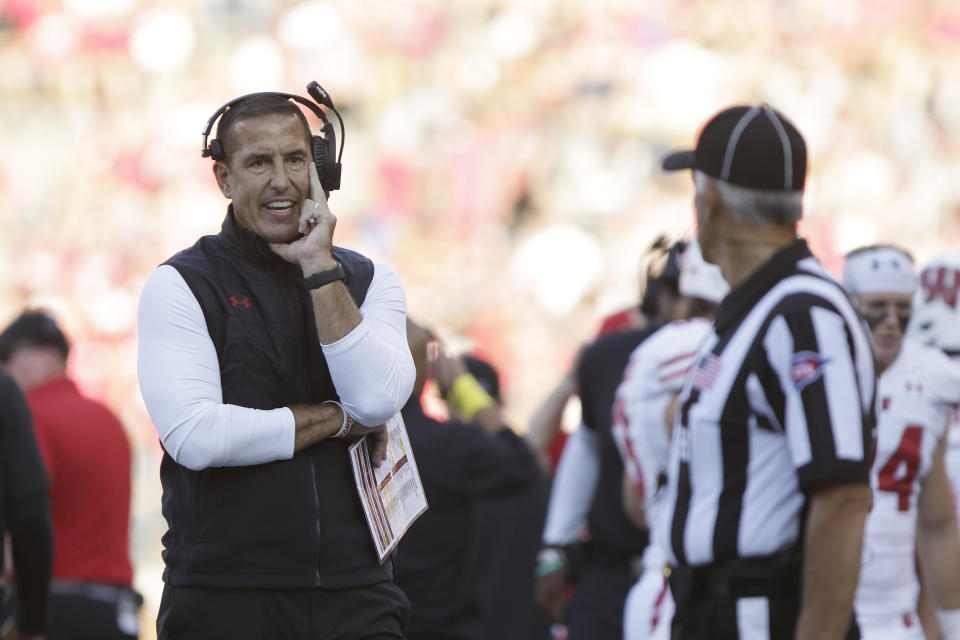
662, 104, 807, 192
0, 310, 70, 362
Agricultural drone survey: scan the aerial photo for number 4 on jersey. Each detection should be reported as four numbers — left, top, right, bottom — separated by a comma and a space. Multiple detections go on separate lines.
876, 424, 923, 511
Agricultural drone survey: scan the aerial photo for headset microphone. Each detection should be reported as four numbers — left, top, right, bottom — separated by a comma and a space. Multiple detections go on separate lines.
201, 81, 345, 197
307, 82, 334, 110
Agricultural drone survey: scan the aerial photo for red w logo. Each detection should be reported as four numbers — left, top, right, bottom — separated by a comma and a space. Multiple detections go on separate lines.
920, 266, 960, 309
230, 296, 251, 308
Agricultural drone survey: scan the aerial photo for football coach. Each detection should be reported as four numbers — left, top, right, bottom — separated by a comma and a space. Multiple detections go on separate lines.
658, 105, 875, 640
137, 87, 416, 639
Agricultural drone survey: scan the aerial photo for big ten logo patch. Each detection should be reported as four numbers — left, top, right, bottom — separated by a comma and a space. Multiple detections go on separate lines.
921, 265, 960, 309
790, 351, 830, 391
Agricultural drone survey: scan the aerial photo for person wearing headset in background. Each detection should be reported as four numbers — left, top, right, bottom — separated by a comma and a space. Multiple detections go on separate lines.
611, 240, 728, 640
535, 241, 688, 640
137, 85, 415, 639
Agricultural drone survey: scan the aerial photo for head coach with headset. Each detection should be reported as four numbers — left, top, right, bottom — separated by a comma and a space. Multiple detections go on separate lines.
136, 83, 415, 639
657, 105, 875, 640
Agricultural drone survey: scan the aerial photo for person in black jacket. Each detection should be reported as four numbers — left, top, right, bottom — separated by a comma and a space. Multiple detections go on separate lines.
395, 319, 540, 640
0, 369, 52, 640
137, 89, 415, 639
468, 354, 554, 640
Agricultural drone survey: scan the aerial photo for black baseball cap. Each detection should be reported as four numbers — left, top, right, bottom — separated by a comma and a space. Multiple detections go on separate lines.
662, 104, 806, 192
0, 310, 70, 362
463, 354, 501, 404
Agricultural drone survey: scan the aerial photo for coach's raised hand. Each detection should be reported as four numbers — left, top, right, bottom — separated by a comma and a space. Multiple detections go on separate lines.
270, 161, 339, 273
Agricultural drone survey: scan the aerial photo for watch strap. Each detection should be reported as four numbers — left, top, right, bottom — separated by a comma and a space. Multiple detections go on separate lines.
304, 263, 346, 290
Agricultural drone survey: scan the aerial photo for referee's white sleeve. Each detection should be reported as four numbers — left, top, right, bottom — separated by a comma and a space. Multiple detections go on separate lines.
542, 425, 601, 545
137, 265, 294, 471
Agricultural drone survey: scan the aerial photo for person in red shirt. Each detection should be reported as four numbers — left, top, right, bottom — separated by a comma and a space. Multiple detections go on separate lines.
0, 310, 141, 640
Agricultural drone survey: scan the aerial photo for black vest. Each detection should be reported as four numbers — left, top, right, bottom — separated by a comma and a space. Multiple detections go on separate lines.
159, 209, 391, 588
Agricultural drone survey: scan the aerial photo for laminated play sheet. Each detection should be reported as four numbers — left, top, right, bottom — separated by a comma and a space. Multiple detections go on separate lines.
348, 412, 428, 562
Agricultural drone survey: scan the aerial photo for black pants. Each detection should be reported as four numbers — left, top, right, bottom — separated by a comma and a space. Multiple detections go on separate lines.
669, 590, 800, 639
564, 564, 637, 640
157, 581, 411, 640
0, 584, 141, 640
47, 591, 142, 640
668, 592, 860, 640
667, 561, 859, 640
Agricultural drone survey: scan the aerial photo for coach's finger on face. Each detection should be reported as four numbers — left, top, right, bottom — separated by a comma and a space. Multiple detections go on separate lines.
299, 162, 323, 234
309, 159, 325, 205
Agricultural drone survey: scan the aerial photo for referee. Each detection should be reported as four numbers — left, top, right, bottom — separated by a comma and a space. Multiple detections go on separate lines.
658, 105, 875, 639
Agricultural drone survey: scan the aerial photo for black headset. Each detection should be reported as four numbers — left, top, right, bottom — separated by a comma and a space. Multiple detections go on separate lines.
201, 81, 345, 197
640, 235, 686, 318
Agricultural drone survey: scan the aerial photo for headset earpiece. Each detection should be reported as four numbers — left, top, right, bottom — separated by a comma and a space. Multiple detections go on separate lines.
311, 135, 326, 176
313, 126, 341, 196
208, 139, 225, 162
311, 136, 332, 196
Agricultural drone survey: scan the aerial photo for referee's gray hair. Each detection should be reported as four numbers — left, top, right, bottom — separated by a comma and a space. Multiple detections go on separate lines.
694, 171, 803, 225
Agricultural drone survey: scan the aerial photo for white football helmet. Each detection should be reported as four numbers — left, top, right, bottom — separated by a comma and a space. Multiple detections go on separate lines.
679, 238, 729, 304
906, 251, 960, 356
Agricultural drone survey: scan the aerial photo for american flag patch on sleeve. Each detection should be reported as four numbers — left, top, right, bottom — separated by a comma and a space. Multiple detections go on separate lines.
691, 353, 722, 390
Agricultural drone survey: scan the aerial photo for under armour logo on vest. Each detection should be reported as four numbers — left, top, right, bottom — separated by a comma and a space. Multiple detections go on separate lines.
230, 296, 251, 308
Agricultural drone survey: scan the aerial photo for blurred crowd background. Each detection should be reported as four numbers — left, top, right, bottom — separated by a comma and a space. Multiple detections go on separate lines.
3, 0, 960, 634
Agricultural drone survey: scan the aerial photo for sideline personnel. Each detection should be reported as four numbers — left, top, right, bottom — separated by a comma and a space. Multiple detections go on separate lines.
397, 320, 540, 639
137, 87, 415, 639
0, 311, 140, 639
535, 242, 687, 640
659, 105, 875, 639
907, 251, 960, 520
0, 369, 51, 640
612, 240, 728, 640
843, 246, 960, 640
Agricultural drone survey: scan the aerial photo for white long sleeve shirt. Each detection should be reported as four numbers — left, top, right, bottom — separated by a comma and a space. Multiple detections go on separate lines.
137, 262, 414, 471
541, 424, 601, 545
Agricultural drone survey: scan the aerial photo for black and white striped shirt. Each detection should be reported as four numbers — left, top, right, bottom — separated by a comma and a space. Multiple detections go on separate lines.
662, 240, 875, 567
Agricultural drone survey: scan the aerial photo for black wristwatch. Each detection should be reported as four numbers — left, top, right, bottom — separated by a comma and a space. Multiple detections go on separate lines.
304, 263, 346, 290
